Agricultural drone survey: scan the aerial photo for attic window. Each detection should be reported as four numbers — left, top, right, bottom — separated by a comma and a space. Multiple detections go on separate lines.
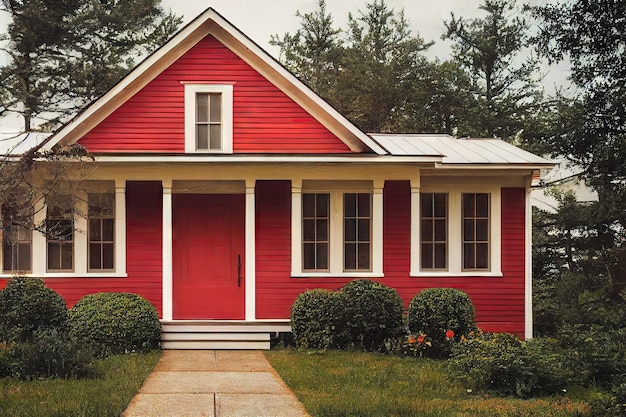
184, 84, 233, 154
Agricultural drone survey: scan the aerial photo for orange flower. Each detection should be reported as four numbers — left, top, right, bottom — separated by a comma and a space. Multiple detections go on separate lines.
445, 329, 455, 339
417, 334, 426, 344
408, 336, 417, 344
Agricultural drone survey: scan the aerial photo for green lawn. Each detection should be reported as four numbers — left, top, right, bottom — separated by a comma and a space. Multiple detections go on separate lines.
0, 351, 160, 417
265, 350, 593, 417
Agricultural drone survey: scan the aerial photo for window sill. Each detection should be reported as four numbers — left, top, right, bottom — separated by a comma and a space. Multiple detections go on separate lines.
291, 272, 385, 278
0, 272, 128, 279
410, 270, 503, 278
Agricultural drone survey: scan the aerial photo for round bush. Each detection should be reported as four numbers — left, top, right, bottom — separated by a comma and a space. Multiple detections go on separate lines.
69, 292, 161, 357
0, 277, 68, 342
407, 288, 477, 355
291, 289, 348, 350
341, 279, 404, 350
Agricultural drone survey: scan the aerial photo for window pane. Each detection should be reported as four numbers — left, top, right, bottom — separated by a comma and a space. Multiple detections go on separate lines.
463, 244, 475, 269
357, 193, 370, 217
209, 93, 221, 122
421, 219, 433, 241
17, 227, 31, 241
89, 243, 101, 270
196, 125, 208, 149
358, 219, 370, 241
61, 244, 73, 270
48, 243, 60, 270
357, 243, 370, 270
344, 218, 356, 241
434, 219, 446, 241
303, 219, 315, 241
303, 243, 316, 270
344, 194, 356, 217
476, 219, 489, 241
344, 243, 356, 270
421, 243, 433, 269
88, 194, 101, 216
463, 194, 475, 217
316, 243, 328, 269
463, 219, 475, 241
102, 219, 114, 241
316, 194, 329, 217
302, 194, 315, 217
420, 193, 433, 217
476, 243, 489, 269
434, 243, 447, 269
89, 219, 101, 241
316, 219, 328, 241
476, 193, 489, 217
102, 194, 115, 216
434, 193, 447, 217
196, 93, 208, 122
103, 243, 114, 269
209, 125, 221, 150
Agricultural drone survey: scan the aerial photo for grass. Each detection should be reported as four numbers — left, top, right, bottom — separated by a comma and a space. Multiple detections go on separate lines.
265, 350, 593, 417
0, 351, 160, 417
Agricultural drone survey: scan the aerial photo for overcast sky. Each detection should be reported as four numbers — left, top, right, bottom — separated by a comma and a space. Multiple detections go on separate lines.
0, 0, 570, 133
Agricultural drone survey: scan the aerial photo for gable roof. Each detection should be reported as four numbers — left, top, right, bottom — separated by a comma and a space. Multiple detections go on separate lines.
42, 8, 386, 155
369, 134, 553, 168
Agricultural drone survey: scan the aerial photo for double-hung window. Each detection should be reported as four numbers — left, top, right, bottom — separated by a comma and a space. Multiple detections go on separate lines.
1, 205, 32, 273
46, 198, 74, 272
420, 193, 447, 270
88, 193, 115, 271
294, 182, 382, 277
462, 193, 490, 270
184, 83, 233, 154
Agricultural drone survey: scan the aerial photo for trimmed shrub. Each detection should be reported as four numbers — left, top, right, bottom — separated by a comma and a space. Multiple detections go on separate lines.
291, 289, 348, 350
69, 292, 161, 357
341, 279, 404, 350
407, 287, 477, 356
0, 277, 68, 343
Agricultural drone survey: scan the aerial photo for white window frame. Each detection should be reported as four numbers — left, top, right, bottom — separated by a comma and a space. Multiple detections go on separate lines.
184, 83, 234, 154
410, 186, 502, 277
0, 181, 127, 278
291, 181, 383, 278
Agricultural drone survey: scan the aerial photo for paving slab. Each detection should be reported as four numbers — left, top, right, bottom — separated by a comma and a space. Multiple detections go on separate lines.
122, 350, 311, 417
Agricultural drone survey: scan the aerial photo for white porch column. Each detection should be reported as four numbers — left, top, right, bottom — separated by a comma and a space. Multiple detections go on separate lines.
290, 179, 302, 276
115, 180, 127, 275
162, 180, 173, 321
409, 178, 420, 276
245, 179, 256, 321
525, 178, 533, 339
32, 198, 47, 275
372, 180, 385, 275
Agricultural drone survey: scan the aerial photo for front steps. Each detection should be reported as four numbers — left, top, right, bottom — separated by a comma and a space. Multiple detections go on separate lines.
161, 320, 291, 350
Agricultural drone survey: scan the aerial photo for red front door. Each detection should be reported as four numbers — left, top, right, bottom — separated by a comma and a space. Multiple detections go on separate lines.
172, 194, 245, 319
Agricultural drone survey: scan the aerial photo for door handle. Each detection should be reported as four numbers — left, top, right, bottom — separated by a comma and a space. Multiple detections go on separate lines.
237, 254, 242, 287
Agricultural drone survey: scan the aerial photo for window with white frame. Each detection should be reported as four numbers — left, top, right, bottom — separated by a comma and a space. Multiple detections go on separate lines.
1, 205, 32, 273
46, 198, 74, 272
411, 186, 500, 276
420, 192, 447, 270
294, 182, 382, 277
462, 192, 490, 270
88, 193, 115, 271
184, 84, 233, 154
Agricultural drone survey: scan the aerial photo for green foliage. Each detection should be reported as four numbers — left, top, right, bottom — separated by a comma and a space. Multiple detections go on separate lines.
341, 279, 404, 349
407, 288, 477, 357
290, 289, 348, 350
0, 277, 68, 343
68, 292, 161, 358
291, 280, 404, 351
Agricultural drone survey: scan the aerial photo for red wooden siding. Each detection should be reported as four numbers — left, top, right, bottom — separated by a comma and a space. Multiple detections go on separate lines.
78, 36, 352, 154
255, 181, 527, 338
0, 182, 164, 316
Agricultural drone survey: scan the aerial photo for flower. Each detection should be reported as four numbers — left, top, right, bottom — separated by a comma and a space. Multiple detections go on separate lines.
417, 334, 426, 344
445, 329, 455, 340
408, 336, 417, 344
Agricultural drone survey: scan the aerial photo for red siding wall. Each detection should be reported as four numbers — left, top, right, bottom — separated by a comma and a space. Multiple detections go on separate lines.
0, 182, 164, 316
255, 181, 527, 337
78, 36, 352, 154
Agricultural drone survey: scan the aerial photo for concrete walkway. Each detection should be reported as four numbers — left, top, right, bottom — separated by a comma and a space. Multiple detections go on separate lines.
123, 350, 310, 417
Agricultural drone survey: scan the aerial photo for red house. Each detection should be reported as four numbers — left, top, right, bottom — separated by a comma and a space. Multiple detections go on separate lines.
0, 9, 552, 349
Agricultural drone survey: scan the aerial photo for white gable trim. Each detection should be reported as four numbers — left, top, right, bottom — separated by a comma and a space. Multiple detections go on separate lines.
42, 8, 385, 155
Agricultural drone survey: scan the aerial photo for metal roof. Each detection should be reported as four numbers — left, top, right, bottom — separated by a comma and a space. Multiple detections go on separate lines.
369, 134, 553, 166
